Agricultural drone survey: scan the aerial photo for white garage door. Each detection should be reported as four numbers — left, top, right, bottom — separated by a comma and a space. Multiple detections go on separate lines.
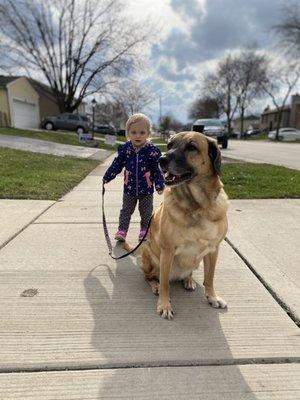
13, 99, 39, 129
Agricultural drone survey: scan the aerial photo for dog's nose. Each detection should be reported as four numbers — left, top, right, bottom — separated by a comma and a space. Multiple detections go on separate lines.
158, 156, 169, 170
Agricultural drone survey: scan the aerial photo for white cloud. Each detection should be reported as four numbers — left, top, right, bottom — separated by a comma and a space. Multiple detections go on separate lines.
124, 0, 293, 124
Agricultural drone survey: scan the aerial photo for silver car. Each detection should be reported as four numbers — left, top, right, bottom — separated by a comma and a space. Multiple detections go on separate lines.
42, 113, 91, 134
268, 127, 300, 142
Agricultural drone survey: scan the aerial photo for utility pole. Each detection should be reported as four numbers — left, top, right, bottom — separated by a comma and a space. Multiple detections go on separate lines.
159, 95, 162, 127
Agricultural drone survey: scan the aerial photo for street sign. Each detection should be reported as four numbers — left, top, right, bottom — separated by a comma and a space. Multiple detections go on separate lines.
105, 134, 117, 145
79, 132, 93, 143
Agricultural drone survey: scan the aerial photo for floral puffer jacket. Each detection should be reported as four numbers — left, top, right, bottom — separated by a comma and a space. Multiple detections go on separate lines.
103, 141, 165, 196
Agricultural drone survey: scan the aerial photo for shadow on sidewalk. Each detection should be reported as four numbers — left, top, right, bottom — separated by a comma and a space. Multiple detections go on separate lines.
84, 244, 258, 399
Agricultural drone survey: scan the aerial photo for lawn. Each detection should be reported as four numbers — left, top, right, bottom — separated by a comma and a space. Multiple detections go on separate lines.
222, 163, 300, 199
0, 127, 119, 151
0, 146, 299, 200
0, 147, 99, 200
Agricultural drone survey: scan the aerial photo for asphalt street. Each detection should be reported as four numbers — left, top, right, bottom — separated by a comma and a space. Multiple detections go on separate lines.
223, 139, 300, 170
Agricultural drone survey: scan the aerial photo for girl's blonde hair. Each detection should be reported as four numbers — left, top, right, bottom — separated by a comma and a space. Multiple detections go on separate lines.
125, 113, 152, 135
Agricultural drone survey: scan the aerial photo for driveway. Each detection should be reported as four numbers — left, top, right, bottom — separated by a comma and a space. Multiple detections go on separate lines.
223, 140, 300, 170
0, 134, 112, 161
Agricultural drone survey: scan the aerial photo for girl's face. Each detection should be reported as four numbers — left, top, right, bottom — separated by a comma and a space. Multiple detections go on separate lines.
127, 121, 150, 148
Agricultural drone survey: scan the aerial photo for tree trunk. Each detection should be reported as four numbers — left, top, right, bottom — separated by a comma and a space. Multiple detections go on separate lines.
276, 108, 283, 141
240, 105, 245, 139
226, 113, 231, 136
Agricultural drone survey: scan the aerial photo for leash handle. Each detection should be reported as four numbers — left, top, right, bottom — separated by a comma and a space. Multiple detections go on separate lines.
102, 182, 152, 260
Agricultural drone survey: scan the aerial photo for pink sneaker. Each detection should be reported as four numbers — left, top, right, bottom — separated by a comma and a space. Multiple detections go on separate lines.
138, 229, 148, 241
115, 229, 127, 242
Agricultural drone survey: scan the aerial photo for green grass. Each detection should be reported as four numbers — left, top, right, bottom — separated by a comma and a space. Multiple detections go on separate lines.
155, 143, 168, 152
247, 133, 268, 140
0, 127, 119, 150
0, 147, 99, 200
150, 136, 167, 143
0, 127, 81, 145
1, 145, 299, 200
222, 163, 300, 199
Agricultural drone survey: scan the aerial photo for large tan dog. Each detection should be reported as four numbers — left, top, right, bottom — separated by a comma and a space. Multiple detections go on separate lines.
129, 131, 229, 319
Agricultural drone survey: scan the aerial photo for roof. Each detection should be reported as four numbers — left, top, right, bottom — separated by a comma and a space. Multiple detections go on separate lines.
262, 105, 290, 115
29, 78, 54, 95
0, 75, 57, 103
0, 75, 53, 95
0, 75, 21, 87
233, 115, 260, 122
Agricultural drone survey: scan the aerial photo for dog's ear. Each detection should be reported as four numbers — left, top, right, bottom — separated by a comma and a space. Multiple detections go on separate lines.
207, 139, 221, 175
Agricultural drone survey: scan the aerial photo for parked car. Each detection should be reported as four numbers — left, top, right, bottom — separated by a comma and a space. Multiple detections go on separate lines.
94, 124, 116, 135
268, 127, 300, 141
42, 113, 90, 134
192, 118, 228, 148
116, 128, 126, 136
246, 128, 261, 136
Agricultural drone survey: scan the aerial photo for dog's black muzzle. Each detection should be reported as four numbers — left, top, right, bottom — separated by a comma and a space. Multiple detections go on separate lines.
159, 153, 194, 186
158, 155, 169, 172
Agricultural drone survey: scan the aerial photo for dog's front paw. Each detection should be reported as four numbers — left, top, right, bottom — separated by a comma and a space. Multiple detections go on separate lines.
206, 295, 227, 309
157, 300, 174, 319
183, 277, 197, 291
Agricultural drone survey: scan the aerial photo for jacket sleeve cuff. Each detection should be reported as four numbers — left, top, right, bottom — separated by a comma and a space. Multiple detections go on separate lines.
155, 183, 165, 191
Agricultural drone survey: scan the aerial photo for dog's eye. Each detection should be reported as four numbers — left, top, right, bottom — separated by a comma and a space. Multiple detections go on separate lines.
186, 143, 198, 152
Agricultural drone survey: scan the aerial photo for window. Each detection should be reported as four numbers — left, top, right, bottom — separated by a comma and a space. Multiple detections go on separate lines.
194, 119, 222, 126
68, 114, 79, 120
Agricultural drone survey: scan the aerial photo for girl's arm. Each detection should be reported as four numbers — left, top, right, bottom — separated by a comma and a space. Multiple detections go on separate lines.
103, 144, 126, 183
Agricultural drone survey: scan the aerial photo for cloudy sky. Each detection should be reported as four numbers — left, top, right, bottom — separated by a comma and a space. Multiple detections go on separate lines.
126, 0, 290, 125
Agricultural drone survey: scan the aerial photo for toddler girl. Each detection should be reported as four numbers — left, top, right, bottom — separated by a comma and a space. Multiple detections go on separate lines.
103, 113, 164, 241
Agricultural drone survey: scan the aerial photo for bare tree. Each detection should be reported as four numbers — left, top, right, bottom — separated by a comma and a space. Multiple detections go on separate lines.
0, 0, 152, 112
260, 60, 300, 140
114, 80, 155, 118
160, 114, 183, 136
94, 101, 126, 127
273, 2, 300, 57
203, 55, 240, 135
188, 97, 220, 120
234, 51, 267, 137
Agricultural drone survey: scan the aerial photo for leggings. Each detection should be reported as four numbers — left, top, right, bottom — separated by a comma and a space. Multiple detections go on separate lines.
119, 193, 153, 231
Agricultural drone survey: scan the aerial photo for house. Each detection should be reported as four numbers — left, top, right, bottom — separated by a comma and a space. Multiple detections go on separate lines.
232, 114, 260, 134
0, 75, 86, 129
260, 94, 300, 132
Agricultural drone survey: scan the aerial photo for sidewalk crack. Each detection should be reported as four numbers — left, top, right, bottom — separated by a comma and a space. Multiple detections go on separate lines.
0, 357, 300, 374
0, 201, 59, 251
225, 237, 300, 328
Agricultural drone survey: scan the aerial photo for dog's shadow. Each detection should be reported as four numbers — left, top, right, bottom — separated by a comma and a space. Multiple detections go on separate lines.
84, 243, 258, 399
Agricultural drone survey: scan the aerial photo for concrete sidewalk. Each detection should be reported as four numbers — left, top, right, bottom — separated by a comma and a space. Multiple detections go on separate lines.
0, 133, 112, 161
0, 156, 299, 398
